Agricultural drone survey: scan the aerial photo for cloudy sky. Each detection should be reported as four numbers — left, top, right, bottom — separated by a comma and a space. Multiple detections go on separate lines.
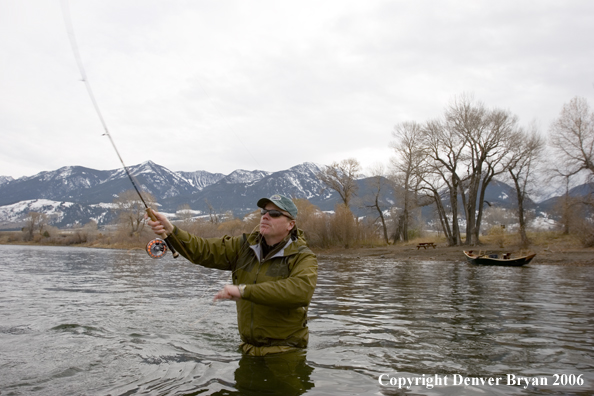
2, 0, 593, 179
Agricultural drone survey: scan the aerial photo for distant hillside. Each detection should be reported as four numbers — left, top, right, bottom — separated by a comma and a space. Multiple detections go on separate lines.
536, 182, 594, 213
0, 162, 390, 229
1, 162, 592, 230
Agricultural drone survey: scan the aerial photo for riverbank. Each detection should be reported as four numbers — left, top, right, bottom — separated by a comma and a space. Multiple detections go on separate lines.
2, 232, 593, 265
315, 241, 594, 266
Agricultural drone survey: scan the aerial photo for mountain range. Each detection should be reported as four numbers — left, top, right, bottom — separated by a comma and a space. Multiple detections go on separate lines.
1, 161, 592, 230
0, 162, 371, 229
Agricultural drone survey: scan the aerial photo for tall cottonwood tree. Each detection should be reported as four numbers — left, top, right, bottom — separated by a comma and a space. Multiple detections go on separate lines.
420, 116, 466, 245
453, 102, 520, 245
402, 94, 522, 246
506, 125, 545, 247
317, 158, 361, 207
549, 96, 594, 180
390, 121, 425, 242
416, 166, 457, 245
549, 97, 594, 243
428, 95, 520, 245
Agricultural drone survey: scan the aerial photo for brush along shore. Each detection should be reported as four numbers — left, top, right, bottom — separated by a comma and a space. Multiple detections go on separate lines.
1, 231, 592, 266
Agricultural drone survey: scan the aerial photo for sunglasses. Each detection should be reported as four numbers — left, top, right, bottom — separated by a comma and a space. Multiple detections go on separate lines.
260, 209, 294, 220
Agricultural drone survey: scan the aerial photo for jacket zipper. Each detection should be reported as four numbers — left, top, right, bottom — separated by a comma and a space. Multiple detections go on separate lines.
250, 256, 264, 343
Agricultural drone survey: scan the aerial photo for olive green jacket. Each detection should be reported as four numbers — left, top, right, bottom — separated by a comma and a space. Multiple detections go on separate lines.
169, 227, 318, 349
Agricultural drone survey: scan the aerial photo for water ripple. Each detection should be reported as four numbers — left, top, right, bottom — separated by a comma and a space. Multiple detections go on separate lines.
1, 246, 593, 395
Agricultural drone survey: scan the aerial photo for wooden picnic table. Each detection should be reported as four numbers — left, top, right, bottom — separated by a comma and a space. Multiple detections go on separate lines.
416, 242, 436, 250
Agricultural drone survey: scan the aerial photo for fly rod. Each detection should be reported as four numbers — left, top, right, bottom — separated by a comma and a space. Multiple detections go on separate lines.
61, 0, 179, 258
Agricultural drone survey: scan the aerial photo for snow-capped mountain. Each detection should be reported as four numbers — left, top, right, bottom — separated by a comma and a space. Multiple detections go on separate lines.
220, 169, 271, 185
0, 176, 14, 185
0, 166, 111, 205
176, 170, 225, 190
0, 199, 115, 229
2, 161, 590, 230
0, 162, 343, 229
0, 161, 198, 207
162, 163, 334, 216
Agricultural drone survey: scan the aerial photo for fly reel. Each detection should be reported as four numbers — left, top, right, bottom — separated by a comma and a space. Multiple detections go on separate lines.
146, 238, 168, 259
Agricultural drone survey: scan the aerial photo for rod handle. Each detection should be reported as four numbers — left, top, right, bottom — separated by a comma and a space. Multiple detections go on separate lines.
146, 208, 179, 258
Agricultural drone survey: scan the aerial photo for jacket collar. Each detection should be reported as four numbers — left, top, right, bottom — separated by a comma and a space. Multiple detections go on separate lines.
247, 229, 305, 262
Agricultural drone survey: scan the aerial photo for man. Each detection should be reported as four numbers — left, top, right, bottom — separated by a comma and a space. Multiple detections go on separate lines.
147, 194, 318, 356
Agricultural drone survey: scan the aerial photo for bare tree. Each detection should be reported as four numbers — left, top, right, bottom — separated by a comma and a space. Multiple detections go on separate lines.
113, 190, 156, 237
506, 125, 545, 247
549, 96, 594, 180
466, 108, 520, 245
417, 171, 456, 244
364, 164, 390, 245
390, 121, 425, 242
330, 203, 357, 248
445, 95, 519, 245
554, 175, 583, 235
177, 204, 194, 226
398, 94, 522, 246
81, 220, 99, 243
204, 199, 220, 224
420, 116, 466, 245
317, 158, 361, 207
23, 211, 48, 241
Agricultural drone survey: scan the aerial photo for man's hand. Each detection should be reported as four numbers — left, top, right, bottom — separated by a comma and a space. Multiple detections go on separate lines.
214, 285, 241, 302
145, 210, 174, 237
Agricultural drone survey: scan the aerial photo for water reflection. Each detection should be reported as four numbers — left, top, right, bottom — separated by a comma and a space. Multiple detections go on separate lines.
308, 257, 594, 394
210, 350, 314, 396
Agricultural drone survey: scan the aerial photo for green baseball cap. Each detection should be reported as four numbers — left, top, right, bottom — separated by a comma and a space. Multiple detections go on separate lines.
257, 194, 298, 219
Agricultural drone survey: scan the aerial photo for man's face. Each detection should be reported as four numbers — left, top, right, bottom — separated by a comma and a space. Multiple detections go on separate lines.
259, 203, 295, 244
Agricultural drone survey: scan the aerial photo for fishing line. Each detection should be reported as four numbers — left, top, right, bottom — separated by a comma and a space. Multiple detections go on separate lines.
60, 2, 272, 328
60, 0, 183, 258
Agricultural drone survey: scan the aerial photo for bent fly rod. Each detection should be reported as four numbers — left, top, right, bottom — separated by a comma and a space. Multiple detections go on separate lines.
61, 0, 178, 259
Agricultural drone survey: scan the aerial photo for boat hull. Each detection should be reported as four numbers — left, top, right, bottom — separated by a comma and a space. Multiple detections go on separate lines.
463, 251, 536, 266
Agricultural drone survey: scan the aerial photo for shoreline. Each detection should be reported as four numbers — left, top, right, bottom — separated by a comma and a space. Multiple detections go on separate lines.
314, 243, 594, 266
2, 240, 593, 266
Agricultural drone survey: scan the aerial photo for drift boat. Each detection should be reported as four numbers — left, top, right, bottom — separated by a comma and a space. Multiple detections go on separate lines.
463, 250, 536, 266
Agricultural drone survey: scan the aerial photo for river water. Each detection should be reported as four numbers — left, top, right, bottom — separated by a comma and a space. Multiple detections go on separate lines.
0, 245, 593, 396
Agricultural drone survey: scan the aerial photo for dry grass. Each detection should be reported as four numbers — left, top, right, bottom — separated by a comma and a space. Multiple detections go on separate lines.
3, 228, 592, 265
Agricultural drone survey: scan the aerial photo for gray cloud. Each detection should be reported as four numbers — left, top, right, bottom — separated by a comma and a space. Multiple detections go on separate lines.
1, 0, 593, 178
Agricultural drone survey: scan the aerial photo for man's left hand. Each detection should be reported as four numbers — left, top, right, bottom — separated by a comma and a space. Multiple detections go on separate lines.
214, 285, 241, 301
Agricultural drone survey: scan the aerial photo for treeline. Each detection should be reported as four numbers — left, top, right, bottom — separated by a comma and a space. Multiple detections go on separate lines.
307, 94, 594, 248
387, 94, 594, 248
7, 94, 594, 250
6, 200, 387, 250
